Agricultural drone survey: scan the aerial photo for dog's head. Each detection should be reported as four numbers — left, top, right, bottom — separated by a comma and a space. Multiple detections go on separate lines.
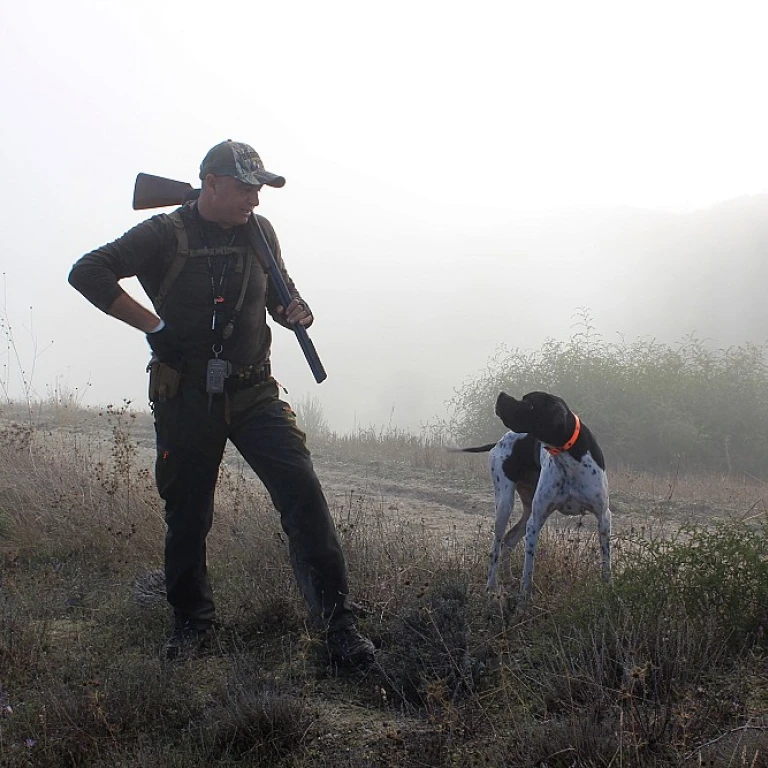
495, 391, 573, 444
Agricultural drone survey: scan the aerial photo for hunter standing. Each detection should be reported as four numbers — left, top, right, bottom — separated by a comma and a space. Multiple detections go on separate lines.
68, 140, 375, 666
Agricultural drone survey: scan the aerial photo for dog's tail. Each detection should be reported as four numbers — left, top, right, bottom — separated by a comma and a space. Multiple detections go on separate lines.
449, 443, 498, 454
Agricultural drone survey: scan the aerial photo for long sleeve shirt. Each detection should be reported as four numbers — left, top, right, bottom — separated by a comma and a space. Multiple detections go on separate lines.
69, 202, 303, 369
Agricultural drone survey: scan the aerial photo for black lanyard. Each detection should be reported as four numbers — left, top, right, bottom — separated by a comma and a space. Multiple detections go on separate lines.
207, 256, 230, 335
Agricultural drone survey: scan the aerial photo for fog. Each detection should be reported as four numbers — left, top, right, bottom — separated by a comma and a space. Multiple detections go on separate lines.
3, 1, 768, 432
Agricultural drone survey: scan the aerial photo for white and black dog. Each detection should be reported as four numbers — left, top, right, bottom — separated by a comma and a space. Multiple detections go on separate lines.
459, 391, 611, 598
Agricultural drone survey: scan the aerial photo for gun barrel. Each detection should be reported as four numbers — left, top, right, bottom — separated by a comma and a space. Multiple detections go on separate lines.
133, 173, 200, 210
247, 217, 327, 383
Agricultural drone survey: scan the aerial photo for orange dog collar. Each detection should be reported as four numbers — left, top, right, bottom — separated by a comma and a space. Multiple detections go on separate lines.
545, 414, 581, 456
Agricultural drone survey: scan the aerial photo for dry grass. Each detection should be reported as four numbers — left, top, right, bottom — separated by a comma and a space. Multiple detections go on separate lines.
1, 402, 767, 767
314, 415, 768, 512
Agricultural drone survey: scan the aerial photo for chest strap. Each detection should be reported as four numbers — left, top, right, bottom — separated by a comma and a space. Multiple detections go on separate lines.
154, 211, 256, 340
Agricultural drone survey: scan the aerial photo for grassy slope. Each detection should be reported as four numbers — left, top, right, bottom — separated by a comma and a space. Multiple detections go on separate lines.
1, 404, 767, 767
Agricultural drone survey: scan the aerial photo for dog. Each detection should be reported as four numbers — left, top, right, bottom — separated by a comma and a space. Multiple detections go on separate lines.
458, 391, 611, 598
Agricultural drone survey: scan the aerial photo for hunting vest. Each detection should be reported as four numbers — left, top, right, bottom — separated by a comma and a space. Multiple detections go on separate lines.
153, 210, 267, 344
142, 207, 284, 375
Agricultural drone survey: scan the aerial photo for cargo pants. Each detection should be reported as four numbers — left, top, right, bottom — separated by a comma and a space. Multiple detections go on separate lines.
151, 377, 354, 632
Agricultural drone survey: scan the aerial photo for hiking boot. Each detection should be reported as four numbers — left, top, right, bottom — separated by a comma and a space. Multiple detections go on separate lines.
164, 619, 214, 661
326, 624, 376, 668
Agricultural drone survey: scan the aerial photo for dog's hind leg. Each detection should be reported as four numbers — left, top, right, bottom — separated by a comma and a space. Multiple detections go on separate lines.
496, 500, 533, 579
493, 480, 536, 586
487, 480, 515, 590
486, 456, 516, 591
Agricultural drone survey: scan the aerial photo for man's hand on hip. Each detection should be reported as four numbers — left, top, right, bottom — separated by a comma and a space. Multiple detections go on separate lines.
147, 323, 183, 360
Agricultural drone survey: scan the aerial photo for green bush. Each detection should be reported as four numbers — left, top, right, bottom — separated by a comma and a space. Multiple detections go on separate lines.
611, 519, 768, 649
498, 518, 768, 764
448, 316, 768, 475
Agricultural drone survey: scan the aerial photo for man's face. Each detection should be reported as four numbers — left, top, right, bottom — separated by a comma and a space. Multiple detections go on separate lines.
204, 174, 262, 227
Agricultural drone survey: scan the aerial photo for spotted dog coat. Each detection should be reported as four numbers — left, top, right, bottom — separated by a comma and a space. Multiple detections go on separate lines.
460, 391, 611, 597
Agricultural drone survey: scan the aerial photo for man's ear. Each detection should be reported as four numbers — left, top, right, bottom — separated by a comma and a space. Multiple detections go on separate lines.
203, 173, 218, 193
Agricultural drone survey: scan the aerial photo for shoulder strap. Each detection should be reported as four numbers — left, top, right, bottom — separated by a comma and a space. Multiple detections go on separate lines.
154, 211, 189, 313
221, 251, 253, 340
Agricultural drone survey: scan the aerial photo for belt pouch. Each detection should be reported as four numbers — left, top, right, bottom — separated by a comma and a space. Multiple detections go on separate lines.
148, 361, 182, 403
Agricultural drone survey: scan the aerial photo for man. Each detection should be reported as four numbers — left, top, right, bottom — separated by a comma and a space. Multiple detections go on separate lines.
68, 140, 375, 667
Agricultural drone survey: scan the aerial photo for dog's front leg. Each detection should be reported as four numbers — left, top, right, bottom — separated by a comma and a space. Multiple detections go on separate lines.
519, 485, 557, 600
519, 516, 541, 600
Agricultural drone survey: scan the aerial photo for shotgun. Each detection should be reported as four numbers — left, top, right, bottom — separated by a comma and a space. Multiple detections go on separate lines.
132, 173, 327, 384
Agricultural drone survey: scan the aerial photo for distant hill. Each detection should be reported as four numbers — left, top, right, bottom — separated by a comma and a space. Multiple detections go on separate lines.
524, 196, 768, 347
640, 195, 768, 346
448, 194, 768, 350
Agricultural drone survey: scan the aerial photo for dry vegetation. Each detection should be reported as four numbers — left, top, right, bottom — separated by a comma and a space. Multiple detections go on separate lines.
1, 401, 767, 767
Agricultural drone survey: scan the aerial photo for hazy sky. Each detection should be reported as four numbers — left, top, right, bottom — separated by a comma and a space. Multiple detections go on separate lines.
2, 1, 768, 431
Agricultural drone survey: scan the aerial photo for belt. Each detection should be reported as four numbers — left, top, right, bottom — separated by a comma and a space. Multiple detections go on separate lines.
180, 359, 271, 391
225, 363, 272, 391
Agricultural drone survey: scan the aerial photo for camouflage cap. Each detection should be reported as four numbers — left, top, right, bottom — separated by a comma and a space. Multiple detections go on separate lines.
199, 140, 286, 188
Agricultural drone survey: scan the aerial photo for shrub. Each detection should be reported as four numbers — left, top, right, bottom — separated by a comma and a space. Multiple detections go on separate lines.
381, 575, 475, 710
611, 519, 768, 649
448, 315, 768, 476
293, 394, 330, 442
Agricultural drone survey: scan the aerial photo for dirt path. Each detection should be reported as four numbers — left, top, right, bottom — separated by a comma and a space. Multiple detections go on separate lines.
4, 406, 760, 547
310, 452, 493, 545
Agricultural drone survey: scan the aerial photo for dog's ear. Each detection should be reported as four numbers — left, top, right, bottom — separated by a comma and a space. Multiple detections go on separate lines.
520, 393, 539, 411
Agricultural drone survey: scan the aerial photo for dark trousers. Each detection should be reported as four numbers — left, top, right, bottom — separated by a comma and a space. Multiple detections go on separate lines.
152, 379, 353, 632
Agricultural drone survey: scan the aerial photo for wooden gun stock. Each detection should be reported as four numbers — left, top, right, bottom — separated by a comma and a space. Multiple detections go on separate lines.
132, 173, 327, 384
133, 173, 201, 210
